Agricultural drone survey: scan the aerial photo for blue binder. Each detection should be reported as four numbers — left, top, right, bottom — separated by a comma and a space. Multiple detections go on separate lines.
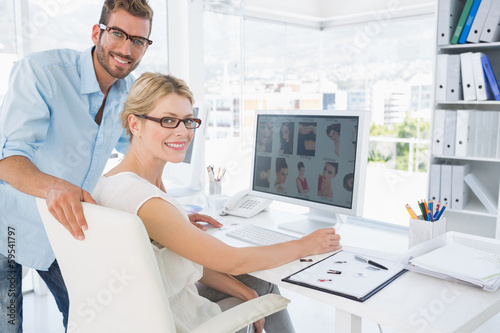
459, 0, 483, 44
481, 54, 500, 101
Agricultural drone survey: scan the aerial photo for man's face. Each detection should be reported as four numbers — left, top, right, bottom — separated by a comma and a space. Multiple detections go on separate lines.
94, 8, 151, 79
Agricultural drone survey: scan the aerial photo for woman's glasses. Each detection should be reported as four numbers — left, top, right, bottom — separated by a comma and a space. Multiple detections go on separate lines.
135, 114, 202, 129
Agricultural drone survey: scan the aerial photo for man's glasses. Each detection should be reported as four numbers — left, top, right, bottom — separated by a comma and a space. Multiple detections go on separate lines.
99, 24, 153, 50
136, 115, 202, 129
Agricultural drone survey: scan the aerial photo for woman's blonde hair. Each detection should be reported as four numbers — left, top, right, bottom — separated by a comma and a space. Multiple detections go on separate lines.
121, 72, 195, 139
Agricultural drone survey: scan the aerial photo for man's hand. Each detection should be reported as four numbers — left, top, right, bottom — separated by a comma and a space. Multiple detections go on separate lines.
46, 180, 96, 240
188, 213, 223, 231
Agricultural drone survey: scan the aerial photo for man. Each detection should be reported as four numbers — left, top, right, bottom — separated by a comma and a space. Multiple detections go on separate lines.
0, 1, 153, 331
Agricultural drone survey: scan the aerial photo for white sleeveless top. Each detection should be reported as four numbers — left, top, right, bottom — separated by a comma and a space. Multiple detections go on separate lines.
92, 172, 222, 333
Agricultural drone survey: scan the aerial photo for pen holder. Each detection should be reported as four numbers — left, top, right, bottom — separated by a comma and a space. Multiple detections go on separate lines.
408, 217, 446, 248
209, 181, 222, 195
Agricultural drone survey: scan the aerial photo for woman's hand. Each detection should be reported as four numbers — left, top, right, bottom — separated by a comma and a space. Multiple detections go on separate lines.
300, 228, 342, 255
187, 213, 223, 231
253, 317, 265, 333
244, 289, 265, 333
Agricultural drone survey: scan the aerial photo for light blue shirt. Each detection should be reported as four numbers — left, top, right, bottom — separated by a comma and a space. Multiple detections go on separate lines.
0, 47, 133, 270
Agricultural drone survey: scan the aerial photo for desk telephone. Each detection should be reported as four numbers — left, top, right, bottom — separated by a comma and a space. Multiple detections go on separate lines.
221, 189, 272, 218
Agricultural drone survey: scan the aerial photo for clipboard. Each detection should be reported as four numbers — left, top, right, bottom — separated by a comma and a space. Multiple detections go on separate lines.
282, 249, 406, 302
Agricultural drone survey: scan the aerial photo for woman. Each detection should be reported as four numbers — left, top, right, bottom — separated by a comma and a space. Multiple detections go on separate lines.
317, 162, 338, 198
326, 123, 341, 156
279, 122, 294, 155
257, 120, 273, 152
296, 161, 309, 194
274, 157, 288, 192
92, 73, 341, 333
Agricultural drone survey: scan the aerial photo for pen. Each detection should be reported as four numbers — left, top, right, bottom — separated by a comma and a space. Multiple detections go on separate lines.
354, 255, 388, 270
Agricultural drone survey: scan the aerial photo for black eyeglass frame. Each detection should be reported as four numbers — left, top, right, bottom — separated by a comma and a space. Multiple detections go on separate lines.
135, 114, 202, 129
99, 24, 153, 48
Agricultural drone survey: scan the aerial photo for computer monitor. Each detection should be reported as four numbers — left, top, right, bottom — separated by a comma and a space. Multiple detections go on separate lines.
249, 110, 370, 234
162, 106, 207, 197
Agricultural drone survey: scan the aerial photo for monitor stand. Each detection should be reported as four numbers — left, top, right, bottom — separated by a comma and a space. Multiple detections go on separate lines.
279, 209, 344, 235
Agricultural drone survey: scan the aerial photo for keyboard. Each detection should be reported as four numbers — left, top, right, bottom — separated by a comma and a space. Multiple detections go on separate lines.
226, 224, 298, 246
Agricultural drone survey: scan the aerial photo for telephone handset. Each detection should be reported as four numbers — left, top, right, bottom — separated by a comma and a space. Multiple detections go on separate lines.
220, 189, 272, 218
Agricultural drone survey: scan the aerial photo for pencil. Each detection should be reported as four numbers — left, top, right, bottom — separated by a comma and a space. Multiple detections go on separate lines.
436, 203, 447, 220
405, 204, 418, 219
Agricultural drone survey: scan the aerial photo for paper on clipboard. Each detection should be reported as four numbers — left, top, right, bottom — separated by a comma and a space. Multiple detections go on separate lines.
282, 249, 406, 302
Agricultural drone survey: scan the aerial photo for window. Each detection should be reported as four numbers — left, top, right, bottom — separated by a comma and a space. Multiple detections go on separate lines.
322, 16, 434, 173
203, 8, 435, 226
0, 0, 17, 104
24, 0, 167, 74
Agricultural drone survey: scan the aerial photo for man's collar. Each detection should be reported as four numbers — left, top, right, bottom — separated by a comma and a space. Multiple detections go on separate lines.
80, 46, 129, 95
80, 46, 101, 95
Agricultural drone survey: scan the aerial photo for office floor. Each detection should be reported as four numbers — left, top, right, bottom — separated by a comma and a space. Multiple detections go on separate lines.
21, 220, 500, 332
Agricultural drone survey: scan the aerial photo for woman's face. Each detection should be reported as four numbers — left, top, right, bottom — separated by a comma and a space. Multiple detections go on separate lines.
136, 93, 194, 164
322, 163, 336, 180
281, 125, 290, 142
259, 122, 272, 143
299, 167, 305, 177
328, 129, 339, 143
276, 168, 288, 185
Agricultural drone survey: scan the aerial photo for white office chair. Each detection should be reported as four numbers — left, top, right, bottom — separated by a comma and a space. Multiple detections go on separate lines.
35, 197, 290, 333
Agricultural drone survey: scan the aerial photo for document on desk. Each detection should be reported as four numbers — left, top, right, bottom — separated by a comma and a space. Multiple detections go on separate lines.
409, 242, 500, 289
282, 250, 406, 302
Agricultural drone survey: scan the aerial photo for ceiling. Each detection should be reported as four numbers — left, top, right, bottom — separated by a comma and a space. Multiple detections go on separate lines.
213, 0, 437, 27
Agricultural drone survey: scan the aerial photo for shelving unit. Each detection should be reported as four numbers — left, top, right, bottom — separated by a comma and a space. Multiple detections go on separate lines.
431, 0, 500, 239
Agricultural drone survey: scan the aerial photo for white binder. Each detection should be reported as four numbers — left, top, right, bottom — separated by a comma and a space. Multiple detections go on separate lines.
467, 110, 477, 157
432, 109, 446, 156
451, 163, 470, 210
480, 0, 500, 42
443, 110, 457, 156
438, 0, 467, 45
467, 0, 494, 43
446, 54, 463, 101
490, 112, 499, 158
455, 110, 470, 157
479, 111, 492, 158
472, 52, 493, 101
496, 114, 500, 158
435, 54, 448, 102
429, 164, 442, 203
440, 164, 453, 206
460, 52, 476, 101
464, 173, 498, 214
474, 111, 484, 157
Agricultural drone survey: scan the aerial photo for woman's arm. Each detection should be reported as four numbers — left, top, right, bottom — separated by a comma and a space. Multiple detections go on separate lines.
199, 268, 265, 333
138, 198, 341, 276
199, 268, 258, 302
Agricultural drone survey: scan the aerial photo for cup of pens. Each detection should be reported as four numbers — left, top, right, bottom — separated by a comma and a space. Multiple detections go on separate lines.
207, 165, 226, 195
406, 200, 447, 248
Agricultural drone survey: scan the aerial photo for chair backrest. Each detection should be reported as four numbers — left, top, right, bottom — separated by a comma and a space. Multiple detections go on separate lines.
36, 198, 176, 333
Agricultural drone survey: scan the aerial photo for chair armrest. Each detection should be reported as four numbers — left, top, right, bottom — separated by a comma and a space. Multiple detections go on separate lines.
192, 294, 290, 333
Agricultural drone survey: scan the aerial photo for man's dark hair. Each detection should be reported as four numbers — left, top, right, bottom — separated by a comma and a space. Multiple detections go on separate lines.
99, 0, 154, 36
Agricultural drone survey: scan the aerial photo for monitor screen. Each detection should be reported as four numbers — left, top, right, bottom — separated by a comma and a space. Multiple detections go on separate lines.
249, 110, 370, 233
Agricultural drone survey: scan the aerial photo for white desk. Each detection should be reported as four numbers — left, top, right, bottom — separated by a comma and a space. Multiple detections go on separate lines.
197, 205, 500, 333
